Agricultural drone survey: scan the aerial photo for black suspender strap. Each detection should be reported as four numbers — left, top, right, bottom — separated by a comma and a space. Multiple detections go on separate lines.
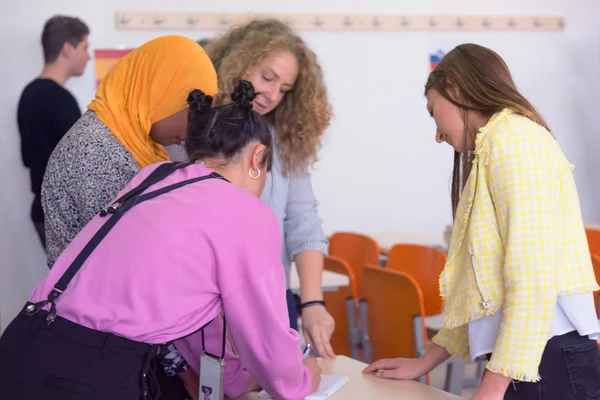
100, 162, 189, 217
119, 172, 224, 214
25, 162, 228, 324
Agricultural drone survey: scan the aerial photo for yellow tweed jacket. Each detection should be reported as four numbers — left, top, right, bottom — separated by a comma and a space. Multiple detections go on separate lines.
432, 109, 599, 382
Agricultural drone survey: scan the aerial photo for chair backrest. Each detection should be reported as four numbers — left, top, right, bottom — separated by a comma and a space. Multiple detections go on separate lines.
329, 232, 380, 296
362, 264, 427, 362
323, 256, 358, 357
591, 253, 600, 318
385, 244, 446, 316
586, 229, 600, 257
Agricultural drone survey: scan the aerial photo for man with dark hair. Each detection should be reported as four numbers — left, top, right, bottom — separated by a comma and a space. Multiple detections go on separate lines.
17, 15, 90, 249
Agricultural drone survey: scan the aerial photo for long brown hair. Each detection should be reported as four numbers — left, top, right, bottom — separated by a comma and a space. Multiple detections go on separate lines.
424, 43, 549, 218
205, 19, 332, 176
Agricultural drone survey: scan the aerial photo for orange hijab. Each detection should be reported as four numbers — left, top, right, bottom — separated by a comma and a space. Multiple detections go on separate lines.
88, 35, 218, 168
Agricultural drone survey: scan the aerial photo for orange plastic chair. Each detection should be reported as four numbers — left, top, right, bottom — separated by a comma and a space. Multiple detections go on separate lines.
584, 228, 600, 316
591, 253, 600, 318
586, 229, 600, 256
361, 264, 429, 384
329, 232, 381, 297
323, 256, 359, 358
385, 244, 446, 319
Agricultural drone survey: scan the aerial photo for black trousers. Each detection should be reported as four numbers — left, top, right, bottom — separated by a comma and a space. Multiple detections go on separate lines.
155, 369, 187, 400
33, 220, 45, 250
0, 307, 161, 400
488, 331, 600, 400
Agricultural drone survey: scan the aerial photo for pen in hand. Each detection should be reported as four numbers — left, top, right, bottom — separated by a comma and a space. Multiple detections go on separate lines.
302, 344, 322, 392
303, 344, 312, 359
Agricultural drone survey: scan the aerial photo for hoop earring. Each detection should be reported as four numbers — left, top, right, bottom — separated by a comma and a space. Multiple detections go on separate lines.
249, 168, 261, 179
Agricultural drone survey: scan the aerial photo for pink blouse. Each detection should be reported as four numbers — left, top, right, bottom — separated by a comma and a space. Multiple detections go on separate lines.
29, 163, 311, 399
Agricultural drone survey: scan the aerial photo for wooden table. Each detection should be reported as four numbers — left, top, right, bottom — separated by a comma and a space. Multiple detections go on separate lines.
369, 231, 448, 254
229, 356, 461, 399
289, 263, 349, 294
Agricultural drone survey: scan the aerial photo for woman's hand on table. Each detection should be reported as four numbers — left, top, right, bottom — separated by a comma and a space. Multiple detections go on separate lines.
363, 344, 450, 380
362, 358, 427, 380
301, 305, 336, 359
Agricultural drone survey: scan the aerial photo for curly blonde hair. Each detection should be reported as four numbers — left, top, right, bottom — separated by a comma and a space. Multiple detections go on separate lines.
205, 19, 332, 175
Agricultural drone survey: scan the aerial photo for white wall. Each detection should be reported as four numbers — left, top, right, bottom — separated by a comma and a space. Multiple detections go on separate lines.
1, 0, 599, 331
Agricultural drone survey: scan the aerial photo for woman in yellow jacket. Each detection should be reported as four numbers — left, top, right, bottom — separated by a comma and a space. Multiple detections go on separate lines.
365, 44, 600, 399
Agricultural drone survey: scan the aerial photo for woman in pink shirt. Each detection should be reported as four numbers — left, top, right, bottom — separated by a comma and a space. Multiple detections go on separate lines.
0, 80, 321, 400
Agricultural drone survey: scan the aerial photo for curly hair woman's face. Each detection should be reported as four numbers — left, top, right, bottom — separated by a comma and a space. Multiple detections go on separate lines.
246, 50, 298, 115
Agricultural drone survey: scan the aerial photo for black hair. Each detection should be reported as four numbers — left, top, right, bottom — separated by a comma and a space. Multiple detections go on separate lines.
185, 80, 273, 171
42, 15, 90, 64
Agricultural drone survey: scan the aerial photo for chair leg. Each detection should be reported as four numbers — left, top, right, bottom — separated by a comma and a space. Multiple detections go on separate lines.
444, 357, 465, 395
358, 299, 371, 363
378, 253, 387, 266
345, 297, 361, 360
475, 360, 486, 382
412, 315, 427, 384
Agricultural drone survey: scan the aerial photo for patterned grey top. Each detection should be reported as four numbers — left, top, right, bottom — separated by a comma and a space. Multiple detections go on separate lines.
166, 131, 328, 288
42, 110, 187, 375
43, 111, 140, 267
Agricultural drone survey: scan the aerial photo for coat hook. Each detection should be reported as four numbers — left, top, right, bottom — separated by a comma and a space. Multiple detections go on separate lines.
315, 16, 324, 26
533, 17, 541, 28
373, 16, 381, 27
456, 17, 464, 27
153, 15, 164, 25
508, 17, 516, 27
429, 17, 437, 27
401, 16, 410, 27
482, 17, 490, 27
187, 15, 198, 25
558, 17, 565, 28
220, 15, 229, 25
343, 16, 353, 26
119, 14, 130, 25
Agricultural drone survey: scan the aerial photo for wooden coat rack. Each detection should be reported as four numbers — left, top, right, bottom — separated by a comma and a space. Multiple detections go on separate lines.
115, 12, 565, 32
